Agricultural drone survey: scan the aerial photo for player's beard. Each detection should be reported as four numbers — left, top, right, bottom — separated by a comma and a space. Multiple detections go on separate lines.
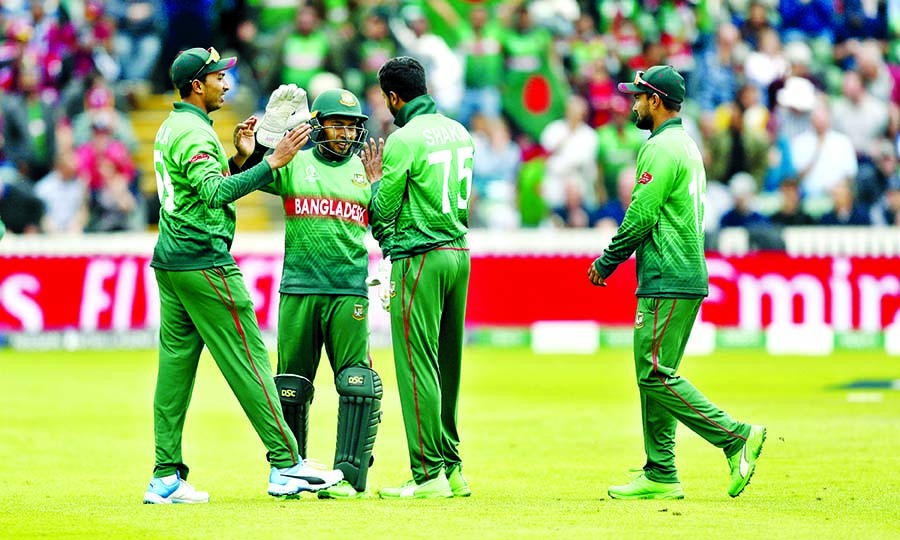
634, 109, 653, 130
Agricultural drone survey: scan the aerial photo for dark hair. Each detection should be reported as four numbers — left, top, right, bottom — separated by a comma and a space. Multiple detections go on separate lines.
658, 96, 681, 112
378, 56, 427, 103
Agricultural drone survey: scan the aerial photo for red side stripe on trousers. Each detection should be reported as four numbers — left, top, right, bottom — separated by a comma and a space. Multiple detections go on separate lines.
202, 269, 297, 463
401, 255, 430, 480
651, 299, 745, 441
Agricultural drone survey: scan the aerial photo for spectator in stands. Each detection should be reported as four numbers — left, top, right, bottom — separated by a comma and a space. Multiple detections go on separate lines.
540, 94, 599, 214
75, 114, 137, 195
772, 76, 816, 141
705, 92, 769, 189
740, 0, 776, 49
269, 5, 331, 93
830, 69, 889, 159
858, 138, 899, 208
769, 177, 816, 226
0, 65, 57, 182
351, 8, 397, 95
108, 0, 164, 95
70, 81, 138, 151
594, 165, 636, 230
766, 41, 824, 112
720, 172, 770, 229
34, 150, 89, 234
0, 175, 44, 234
692, 23, 741, 117
433, 2, 504, 128
779, 0, 835, 43
819, 180, 871, 226
390, 4, 463, 116
550, 181, 592, 229
744, 27, 788, 101
582, 58, 617, 128
68, 0, 119, 83
87, 152, 139, 232
870, 175, 900, 226
854, 40, 895, 103
470, 115, 521, 229
790, 100, 858, 200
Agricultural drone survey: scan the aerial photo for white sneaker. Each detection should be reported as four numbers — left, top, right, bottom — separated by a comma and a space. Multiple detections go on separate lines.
268, 460, 343, 497
143, 473, 209, 504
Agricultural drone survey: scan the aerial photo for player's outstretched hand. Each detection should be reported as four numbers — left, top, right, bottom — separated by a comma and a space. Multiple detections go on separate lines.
233, 115, 258, 159
257, 84, 309, 148
587, 260, 607, 287
360, 137, 384, 183
266, 123, 311, 169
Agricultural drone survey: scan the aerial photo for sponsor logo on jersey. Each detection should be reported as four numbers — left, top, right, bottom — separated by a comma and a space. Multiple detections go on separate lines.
352, 304, 365, 321
352, 172, 368, 187
284, 196, 368, 225
638, 171, 653, 184
188, 153, 212, 164
635, 311, 644, 329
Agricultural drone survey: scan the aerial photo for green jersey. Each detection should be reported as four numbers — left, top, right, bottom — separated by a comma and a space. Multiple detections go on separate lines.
269, 148, 371, 296
593, 118, 708, 298
151, 102, 275, 271
371, 95, 474, 260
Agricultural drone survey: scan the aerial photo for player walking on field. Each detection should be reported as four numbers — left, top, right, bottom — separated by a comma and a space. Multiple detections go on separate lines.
250, 87, 384, 499
587, 65, 765, 499
366, 56, 474, 499
143, 47, 342, 504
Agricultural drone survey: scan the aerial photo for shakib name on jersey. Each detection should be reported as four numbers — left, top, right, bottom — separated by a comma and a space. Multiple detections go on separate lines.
423, 123, 469, 146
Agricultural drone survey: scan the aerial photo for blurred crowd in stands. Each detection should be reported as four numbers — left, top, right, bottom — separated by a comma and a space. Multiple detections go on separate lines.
1, 0, 899, 245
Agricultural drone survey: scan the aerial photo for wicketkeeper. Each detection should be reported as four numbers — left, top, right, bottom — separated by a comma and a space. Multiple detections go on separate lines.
247, 84, 383, 498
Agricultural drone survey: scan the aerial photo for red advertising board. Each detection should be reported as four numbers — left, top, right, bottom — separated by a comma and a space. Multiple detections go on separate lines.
0, 253, 898, 332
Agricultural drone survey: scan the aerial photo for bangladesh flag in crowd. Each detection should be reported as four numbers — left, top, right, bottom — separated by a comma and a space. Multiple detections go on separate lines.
500, 27, 570, 140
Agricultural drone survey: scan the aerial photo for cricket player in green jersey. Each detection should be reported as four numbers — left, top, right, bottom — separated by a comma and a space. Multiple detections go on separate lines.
143, 47, 342, 504
252, 87, 383, 499
587, 65, 765, 499
367, 56, 474, 499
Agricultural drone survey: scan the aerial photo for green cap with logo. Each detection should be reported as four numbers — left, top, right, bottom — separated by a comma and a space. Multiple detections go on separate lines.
617, 65, 686, 104
311, 88, 369, 122
170, 47, 237, 89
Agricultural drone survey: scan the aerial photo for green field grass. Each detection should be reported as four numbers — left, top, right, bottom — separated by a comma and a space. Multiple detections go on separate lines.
1, 345, 899, 539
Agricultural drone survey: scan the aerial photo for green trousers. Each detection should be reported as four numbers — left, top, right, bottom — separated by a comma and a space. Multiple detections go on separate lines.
276, 294, 371, 378
153, 266, 300, 479
634, 297, 750, 483
389, 238, 470, 483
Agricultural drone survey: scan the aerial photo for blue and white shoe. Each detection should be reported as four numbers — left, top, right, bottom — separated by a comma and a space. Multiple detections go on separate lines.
143, 473, 209, 504
268, 460, 343, 497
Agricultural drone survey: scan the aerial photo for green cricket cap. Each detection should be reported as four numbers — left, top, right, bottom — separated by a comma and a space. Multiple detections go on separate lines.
170, 47, 237, 89
618, 65, 686, 104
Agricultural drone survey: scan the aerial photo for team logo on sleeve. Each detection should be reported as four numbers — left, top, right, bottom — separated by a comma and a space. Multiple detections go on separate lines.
188, 153, 212, 164
352, 304, 366, 320
352, 172, 368, 187
635, 311, 644, 329
638, 171, 653, 184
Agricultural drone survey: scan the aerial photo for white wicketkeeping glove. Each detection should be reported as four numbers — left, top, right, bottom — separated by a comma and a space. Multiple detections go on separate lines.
366, 257, 392, 312
256, 84, 310, 148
